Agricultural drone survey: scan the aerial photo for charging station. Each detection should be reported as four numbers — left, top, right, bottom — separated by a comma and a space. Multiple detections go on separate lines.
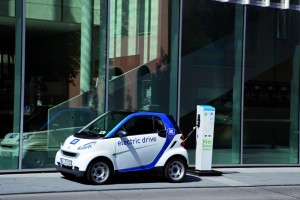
194, 105, 222, 175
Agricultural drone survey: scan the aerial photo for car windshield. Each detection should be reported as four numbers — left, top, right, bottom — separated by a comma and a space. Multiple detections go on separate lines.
75, 111, 131, 138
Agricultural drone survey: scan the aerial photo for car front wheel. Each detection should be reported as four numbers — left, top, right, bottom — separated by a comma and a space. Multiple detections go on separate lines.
164, 158, 186, 183
23, 151, 46, 168
86, 160, 111, 185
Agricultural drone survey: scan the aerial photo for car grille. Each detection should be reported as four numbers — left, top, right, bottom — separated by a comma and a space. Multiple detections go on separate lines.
62, 150, 77, 157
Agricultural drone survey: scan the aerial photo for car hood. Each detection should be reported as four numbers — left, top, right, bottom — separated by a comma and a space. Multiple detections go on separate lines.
1, 132, 21, 145
1, 131, 46, 145
61, 136, 97, 152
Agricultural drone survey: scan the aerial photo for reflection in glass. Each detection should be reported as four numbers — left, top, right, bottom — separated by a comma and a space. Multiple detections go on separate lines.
180, 1, 244, 165
22, 1, 106, 169
290, 0, 300, 6
270, 0, 289, 8
243, 6, 299, 164
250, 0, 270, 6
0, 0, 19, 170
108, 0, 181, 118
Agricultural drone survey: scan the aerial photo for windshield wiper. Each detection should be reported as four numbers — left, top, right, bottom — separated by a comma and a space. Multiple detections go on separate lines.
74, 131, 103, 138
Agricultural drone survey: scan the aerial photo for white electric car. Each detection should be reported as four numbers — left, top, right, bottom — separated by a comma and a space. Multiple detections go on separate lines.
55, 110, 189, 185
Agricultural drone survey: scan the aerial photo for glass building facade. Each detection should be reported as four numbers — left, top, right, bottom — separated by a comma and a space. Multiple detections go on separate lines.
0, 0, 299, 171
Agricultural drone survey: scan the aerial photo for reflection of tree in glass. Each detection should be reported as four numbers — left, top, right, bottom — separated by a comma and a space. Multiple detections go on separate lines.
27, 30, 80, 86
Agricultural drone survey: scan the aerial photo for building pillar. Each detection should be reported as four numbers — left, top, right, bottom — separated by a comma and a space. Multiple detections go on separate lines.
80, 0, 93, 93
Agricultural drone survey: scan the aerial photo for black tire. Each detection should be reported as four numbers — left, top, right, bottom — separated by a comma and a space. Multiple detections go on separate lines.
24, 151, 46, 168
86, 160, 111, 185
164, 158, 186, 183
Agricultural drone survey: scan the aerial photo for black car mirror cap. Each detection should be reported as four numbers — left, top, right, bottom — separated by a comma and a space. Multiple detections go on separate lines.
117, 130, 127, 137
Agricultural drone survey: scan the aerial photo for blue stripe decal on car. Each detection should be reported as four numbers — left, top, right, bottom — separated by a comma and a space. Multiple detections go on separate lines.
118, 114, 176, 173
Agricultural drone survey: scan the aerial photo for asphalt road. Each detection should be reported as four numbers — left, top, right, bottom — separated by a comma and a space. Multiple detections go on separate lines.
1, 186, 300, 200
1, 167, 300, 199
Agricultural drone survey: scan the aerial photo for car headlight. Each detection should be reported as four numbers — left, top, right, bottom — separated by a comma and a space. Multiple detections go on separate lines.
23, 134, 32, 141
78, 141, 96, 150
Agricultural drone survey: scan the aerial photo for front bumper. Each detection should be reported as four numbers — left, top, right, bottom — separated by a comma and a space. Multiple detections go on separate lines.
55, 164, 85, 177
0, 147, 19, 158
55, 149, 94, 177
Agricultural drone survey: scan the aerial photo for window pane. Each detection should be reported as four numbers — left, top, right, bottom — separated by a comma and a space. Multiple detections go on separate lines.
124, 116, 153, 135
290, 0, 300, 6
154, 116, 164, 132
22, 0, 106, 169
108, 0, 180, 118
0, 0, 19, 170
180, 1, 244, 165
243, 6, 299, 164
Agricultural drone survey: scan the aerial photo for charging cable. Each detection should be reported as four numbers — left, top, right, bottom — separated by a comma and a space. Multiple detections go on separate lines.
183, 126, 196, 142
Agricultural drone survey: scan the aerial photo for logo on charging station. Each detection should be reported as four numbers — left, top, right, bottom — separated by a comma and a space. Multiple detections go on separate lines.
203, 138, 213, 150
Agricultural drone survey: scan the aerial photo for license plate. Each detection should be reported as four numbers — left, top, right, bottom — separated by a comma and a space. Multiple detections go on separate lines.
60, 158, 72, 167
1, 151, 12, 157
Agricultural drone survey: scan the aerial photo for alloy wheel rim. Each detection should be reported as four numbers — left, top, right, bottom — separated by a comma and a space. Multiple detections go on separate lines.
92, 162, 109, 183
168, 161, 184, 180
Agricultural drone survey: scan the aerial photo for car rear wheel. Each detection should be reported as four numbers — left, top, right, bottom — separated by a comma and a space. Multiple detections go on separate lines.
86, 160, 111, 185
164, 158, 186, 183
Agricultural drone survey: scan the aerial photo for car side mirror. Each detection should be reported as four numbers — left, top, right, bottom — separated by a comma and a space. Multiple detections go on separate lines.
117, 130, 127, 137
52, 123, 60, 128
158, 130, 166, 138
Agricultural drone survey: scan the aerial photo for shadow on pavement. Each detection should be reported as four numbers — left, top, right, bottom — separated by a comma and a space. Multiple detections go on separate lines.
220, 171, 240, 175
61, 173, 201, 185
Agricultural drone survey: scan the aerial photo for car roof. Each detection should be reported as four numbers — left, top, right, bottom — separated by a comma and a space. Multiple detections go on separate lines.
109, 110, 165, 115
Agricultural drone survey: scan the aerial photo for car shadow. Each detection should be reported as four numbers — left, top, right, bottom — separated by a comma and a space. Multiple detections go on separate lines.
110, 173, 202, 184
61, 173, 201, 185
221, 171, 240, 175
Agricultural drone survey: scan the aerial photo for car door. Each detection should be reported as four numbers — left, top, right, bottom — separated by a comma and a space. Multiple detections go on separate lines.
115, 115, 166, 172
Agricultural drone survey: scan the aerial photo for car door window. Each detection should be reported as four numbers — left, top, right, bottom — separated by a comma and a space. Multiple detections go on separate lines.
123, 116, 154, 135
154, 116, 165, 132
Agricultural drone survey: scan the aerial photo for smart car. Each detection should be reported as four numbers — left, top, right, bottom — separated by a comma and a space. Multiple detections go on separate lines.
55, 110, 189, 185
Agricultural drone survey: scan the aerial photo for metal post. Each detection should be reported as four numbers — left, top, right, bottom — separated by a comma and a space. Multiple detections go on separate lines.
15, 0, 26, 170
